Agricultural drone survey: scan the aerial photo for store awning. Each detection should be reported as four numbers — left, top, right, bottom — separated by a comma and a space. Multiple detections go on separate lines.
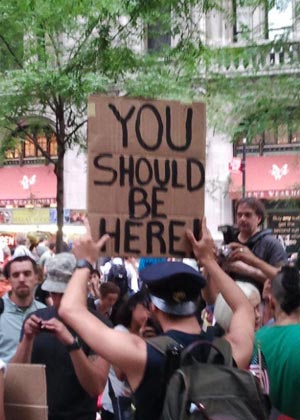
229, 154, 300, 200
0, 165, 56, 206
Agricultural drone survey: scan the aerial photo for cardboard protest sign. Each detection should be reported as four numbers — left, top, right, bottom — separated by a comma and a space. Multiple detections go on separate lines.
88, 95, 206, 257
4, 364, 47, 420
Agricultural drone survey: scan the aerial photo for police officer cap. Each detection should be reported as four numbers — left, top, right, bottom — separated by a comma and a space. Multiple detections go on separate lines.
140, 261, 206, 316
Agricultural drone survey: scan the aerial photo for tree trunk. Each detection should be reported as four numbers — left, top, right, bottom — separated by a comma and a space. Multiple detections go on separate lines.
55, 152, 64, 253
55, 102, 66, 253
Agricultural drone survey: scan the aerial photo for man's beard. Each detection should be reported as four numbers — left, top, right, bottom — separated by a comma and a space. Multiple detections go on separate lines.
15, 286, 31, 300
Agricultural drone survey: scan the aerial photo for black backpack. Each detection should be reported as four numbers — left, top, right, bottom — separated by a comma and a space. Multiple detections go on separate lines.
148, 335, 270, 420
0, 297, 3, 314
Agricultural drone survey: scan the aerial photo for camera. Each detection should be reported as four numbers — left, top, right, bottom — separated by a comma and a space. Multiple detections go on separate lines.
38, 321, 54, 333
218, 224, 239, 245
164, 344, 183, 382
218, 245, 232, 259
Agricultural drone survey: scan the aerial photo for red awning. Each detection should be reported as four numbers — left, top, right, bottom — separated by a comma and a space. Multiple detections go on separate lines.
0, 165, 56, 206
229, 154, 300, 200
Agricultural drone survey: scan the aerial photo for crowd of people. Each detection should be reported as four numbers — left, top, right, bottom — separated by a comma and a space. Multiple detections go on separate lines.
0, 197, 299, 420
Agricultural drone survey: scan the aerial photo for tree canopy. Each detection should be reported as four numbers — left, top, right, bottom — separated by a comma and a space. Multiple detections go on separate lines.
0, 0, 216, 249
0, 0, 299, 249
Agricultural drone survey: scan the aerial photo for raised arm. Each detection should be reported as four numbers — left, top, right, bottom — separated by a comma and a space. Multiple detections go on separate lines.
186, 218, 255, 369
59, 221, 147, 391
40, 317, 110, 396
12, 312, 109, 396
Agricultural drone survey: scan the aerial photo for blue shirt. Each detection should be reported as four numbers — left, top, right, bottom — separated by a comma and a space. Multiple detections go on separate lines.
0, 293, 46, 363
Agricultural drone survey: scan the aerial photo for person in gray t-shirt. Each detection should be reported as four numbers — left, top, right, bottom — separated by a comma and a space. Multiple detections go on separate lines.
0, 256, 45, 363
224, 198, 287, 293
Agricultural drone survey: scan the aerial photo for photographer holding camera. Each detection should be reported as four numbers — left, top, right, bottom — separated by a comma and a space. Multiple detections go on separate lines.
11, 252, 110, 420
221, 198, 287, 293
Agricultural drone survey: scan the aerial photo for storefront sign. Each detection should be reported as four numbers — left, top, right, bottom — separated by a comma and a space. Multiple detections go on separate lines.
0, 198, 56, 207
88, 95, 206, 257
229, 155, 300, 200
12, 208, 50, 225
268, 213, 300, 254
247, 190, 300, 199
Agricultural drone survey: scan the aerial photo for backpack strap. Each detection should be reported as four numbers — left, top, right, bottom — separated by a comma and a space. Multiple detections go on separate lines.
147, 327, 216, 355
179, 338, 234, 368
0, 297, 4, 315
147, 335, 184, 385
147, 335, 179, 354
108, 376, 117, 405
147, 326, 216, 354
147, 333, 233, 367
209, 337, 233, 366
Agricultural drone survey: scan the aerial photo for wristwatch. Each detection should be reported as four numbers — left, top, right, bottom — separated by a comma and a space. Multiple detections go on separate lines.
66, 336, 81, 352
75, 259, 94, 273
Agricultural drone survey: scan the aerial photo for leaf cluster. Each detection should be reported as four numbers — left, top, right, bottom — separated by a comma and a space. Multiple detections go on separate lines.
0, 0, 216, 145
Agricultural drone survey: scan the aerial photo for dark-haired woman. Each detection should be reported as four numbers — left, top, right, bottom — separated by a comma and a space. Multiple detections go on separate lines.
101, 292, 150, 420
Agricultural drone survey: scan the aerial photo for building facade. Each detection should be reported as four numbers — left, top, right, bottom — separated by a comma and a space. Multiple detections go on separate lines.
0, 0, 299, 253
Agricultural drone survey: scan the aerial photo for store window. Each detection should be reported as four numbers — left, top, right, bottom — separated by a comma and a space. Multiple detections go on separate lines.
236, 120, 300, 149
36, 135, 48, 157
5, 144, 21, 159
264, 128, 277, 145
24, 137, 36, 157
5, 125, 58, 162
49, 133, 58, 156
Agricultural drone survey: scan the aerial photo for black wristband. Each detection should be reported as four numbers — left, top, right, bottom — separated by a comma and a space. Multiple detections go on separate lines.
75, 259, 94, 273
66, 336, 81, 352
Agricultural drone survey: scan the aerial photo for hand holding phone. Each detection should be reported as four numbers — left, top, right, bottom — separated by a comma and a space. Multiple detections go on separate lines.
38, 320, 55, 333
